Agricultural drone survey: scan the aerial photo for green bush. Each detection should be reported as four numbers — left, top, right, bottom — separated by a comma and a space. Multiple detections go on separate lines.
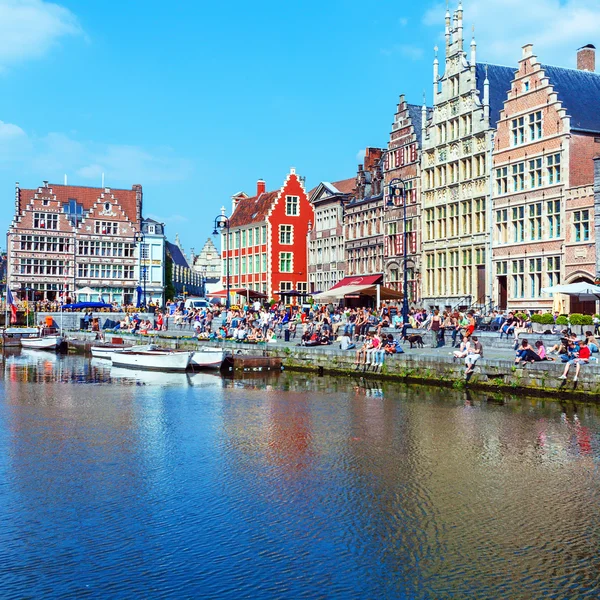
540, 313, 555, 325
531, 314, 543, 324
515, 312, 527, 320
581, 314, 594, 326
569, 313, 584, 326
556, 315, 569, 326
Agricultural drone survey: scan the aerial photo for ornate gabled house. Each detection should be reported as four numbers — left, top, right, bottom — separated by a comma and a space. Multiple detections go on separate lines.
383, 95, 432, 302
307, 178, 355, 293
420, 2, 515, 310
8, 181, 142, 303
492, 43, 600, 313
224, 168, 313, 303
344, 148, 385, 281
190, 237, 222, 295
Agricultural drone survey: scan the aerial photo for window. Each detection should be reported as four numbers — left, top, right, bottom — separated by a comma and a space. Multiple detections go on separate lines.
547, 256, 560, 287
547, 154, 561, 184
529, 110, 542, 140
496, 260, 508, 275
574, 210, 590, 241
95, 221, 118, 235
261, 253, 267, 272
279, 253, 292, 272
529, 203, 542, 240
148, 224, 155, 234
511, 117, 525, 145
279, 224, 293, 244
34, 213, 58, 230
255, 254, 260, 273
512, 206, 525, 242
449, 251, 459, 295
523, 80, 530, 92
248, 228, 253, 247
473, 154, 486, 177
512, 259, 525, 298
512, 162, 525, 191
529, 158, 543, 188
425, 208, 435, 240
529, 258, 542, 297
475, 248, 485, 265
461, 200, 472, 235
141, 243, 149, 259
285, 196, 299, 216
449, 203, 459, 237
437, 206, 447, 238
241, 256, 246, 275
474, 198, 485, 233
496, 167, 508, 195
261, 226, 267, 244
449, 161, 459, 184
255, 227, 260, 246
241, 230, 247, 247
248, 253, 253, 274
547, 200, 561, 238
496, 208, 508, 244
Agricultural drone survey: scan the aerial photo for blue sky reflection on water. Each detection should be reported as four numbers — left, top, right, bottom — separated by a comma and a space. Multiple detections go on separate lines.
0, 354, 599, 598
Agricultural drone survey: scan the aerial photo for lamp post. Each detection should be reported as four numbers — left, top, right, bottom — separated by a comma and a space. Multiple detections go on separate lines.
134, 230, 145, 308
213, 207, 231, 310
386, 177, 410, 332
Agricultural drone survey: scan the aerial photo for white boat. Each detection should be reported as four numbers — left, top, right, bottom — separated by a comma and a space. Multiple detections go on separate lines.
21, 335, 64, 350
190, 347, 226, 369
109, 366, 221, 387
111, 349, 193, 372
91, 343, 155, 359
1, 327, 39, 348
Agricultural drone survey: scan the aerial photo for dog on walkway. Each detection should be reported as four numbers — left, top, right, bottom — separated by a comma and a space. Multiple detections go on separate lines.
407, 334, 424, 349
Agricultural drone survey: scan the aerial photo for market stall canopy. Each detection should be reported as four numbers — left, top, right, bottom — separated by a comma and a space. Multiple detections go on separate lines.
61, 302, 113, 310
541, 282, 600, 301
313, 284, 404, 301
329, 274, 383, 290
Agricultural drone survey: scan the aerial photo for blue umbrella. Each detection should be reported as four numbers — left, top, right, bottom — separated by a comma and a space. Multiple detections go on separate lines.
135, 286, 143, 308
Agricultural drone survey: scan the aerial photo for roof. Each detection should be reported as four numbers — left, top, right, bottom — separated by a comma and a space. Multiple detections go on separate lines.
407, 104, 433, 145
475, 63, 517, 126
229, 191, 279, 228
17, 183, 140, 224
166, 240, 190, 268
540, 64, 600, 132
330, 177, 356, 195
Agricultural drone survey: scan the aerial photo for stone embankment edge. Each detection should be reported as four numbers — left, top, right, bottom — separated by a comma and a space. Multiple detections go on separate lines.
68, 331, 600, 402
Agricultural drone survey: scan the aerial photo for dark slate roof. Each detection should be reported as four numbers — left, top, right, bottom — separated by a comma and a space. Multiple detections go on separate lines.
166, 241, 189, 268
475, 63, 517, 126
407, 104, 433, 145
540, 64, 600, 132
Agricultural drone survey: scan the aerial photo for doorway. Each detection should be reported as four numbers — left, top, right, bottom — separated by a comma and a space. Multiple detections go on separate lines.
497, 276, 507, 311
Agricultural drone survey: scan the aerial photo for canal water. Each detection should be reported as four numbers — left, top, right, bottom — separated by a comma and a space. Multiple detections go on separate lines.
1, 351, 600, 599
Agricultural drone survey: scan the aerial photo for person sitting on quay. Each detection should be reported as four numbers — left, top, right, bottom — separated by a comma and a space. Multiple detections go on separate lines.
534, 340, 554, 361
384, 334, 403, 355
464, 336, 483, 376
585, 331, 599, 353
340, 332, 356, 351
453, 335, 471, 359
354, 333, 374, 367
499, 312, 516, 339
514, 339, 543, 365
559, 338, 590, 382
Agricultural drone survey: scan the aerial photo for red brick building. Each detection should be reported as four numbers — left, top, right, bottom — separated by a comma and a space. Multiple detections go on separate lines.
383, 95, 432, 301
8, 181, 142, 303
224, 168, 313, 303
491, 43, 600, 313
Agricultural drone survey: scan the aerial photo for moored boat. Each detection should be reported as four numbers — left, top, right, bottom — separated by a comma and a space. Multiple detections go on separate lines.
1, 327, 40, 348
190, 347, 226, 369
21, 335, 64, 350
111, 349, 193, 372
91, 343, 154, 359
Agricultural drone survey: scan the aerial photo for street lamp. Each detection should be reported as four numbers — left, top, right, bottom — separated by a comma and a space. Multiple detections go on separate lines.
386, 177, 410, 334
134, 230, 145, 308
212, 206, 231, 310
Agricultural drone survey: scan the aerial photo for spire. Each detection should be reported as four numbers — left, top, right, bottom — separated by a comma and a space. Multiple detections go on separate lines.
457, 1, 463, 51
483, 64, 490, 122
421, 93, 427, 138
433, 46, 439, 99
445, 1, 451, 48
470, 26, 477, 89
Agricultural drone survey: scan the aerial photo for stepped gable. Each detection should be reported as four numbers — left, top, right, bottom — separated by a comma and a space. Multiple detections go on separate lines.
228, 191, 279, 227
539, 64, 600, 133
475, 63, 518, 126
17, 183, 139, 223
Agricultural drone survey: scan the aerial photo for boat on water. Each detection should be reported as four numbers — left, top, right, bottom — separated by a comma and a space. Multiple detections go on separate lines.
21, 334, 64, 350
1, 327, 40, 348
190, 347, 226, 370
111, 348, 193, 372
90, 343, 154, 359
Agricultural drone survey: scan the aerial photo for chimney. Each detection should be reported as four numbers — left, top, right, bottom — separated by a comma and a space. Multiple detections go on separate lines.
257, 179, 266, 196
577, 44, 596, 72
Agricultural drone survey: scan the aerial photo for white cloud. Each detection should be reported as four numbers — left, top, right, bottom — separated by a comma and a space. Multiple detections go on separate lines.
423, 0, 600, 68
0, 0, 83, 67
0, 124, 194, 185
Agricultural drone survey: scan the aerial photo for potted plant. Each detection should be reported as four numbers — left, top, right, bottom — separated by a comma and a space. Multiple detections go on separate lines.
531, 313, 544, 332
569, 313, 584, 335
540, 313, 555, 333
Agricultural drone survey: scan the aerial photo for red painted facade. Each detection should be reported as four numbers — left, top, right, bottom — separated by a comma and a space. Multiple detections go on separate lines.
223, 168, 313, 301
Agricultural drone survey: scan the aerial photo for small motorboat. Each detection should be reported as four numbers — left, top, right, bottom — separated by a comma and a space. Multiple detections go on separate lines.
111, 348, 193, 372
91, 343, 154, 359
21, 334, 64, 351
190, 347, 226, 370
1, 327, 39, 348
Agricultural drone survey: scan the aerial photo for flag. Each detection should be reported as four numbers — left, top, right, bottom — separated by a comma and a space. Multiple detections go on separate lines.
6, 287, 17, 324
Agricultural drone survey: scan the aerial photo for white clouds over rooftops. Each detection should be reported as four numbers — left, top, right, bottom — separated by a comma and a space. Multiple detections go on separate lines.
0, 0, 83, 67
423, 0, 600, 68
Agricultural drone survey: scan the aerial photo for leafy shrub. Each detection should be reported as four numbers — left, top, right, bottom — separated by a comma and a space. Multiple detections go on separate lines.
569, 313, 584, 326
515, 312, 527, 320
555, 315, 569, 326
540, 313, 555, 325
531, 314, 543, 324
581, 314, 594, 326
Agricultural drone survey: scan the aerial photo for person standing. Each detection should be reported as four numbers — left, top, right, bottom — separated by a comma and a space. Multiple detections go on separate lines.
428, 309, 442, 348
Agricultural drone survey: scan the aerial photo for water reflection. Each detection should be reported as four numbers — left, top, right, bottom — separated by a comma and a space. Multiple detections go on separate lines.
1, 352, 600, 598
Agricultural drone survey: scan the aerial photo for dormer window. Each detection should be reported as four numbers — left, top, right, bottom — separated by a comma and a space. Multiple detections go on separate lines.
148, 224, 155, 234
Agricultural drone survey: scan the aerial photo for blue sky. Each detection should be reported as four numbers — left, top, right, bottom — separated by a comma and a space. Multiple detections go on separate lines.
1, 0, 598, 255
